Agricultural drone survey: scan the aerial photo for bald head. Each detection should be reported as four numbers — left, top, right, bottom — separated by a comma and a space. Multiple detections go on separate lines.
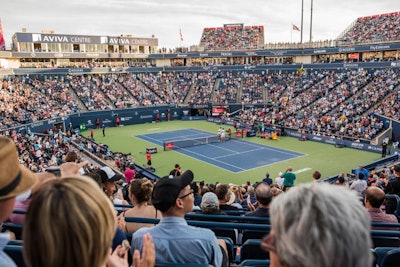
365, 186, 385, 208
255, 182, 272, 206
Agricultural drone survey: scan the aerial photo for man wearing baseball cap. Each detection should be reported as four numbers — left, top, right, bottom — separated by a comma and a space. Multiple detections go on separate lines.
0, 137, 37, 266
131, 170, 227, 267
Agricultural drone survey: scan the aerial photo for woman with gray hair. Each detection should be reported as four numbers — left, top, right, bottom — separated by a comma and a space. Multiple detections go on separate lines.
261, 183, 372, 267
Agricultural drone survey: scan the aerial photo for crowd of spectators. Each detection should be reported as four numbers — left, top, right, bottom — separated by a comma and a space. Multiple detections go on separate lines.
1, 67, 399, 142
338, 11, 400, 44
200, 25, 264, 51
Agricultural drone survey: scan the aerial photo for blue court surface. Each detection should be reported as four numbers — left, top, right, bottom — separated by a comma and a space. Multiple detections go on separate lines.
136, 129, 305, 173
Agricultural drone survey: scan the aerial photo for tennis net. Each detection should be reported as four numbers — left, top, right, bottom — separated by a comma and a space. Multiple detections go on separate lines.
164, 135, 226, 150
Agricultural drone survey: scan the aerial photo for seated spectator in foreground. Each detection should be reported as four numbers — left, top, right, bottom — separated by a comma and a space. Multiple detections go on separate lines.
244, 182, 272, 218
0, 136, 37, 267
215, 184, 239, 210
8, 172, 56, 224
97, 166, 129, 206
124, 164, 136, 184
120, 178, 162, 233
131, 170, 228, 267
364, 186, 399, 229
191, 181, 203, 209
350, 172, 367, 197
312, 170, 321, 182
200, 192, 226, 215
261, 183, 372, 267
23, 176, 156, 267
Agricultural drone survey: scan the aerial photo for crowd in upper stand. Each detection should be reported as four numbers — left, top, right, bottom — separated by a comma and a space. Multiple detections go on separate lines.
338, 11, 400, 45
0, 67, 399, 142
200, 25, 264, 51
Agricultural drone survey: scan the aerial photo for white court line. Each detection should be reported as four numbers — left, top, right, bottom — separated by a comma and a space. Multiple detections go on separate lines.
178, 147, 246, 172
295, 168, 312, 174
230, 139, 303, 157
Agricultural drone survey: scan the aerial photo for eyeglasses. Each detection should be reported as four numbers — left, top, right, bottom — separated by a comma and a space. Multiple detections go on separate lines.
260, 232, 276, 253
179, 189, 194, 199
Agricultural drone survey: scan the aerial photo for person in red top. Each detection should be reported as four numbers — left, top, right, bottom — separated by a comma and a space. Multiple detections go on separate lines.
146, 152, 152, 170
116, 116, 120, 127
90, 129, 94, 139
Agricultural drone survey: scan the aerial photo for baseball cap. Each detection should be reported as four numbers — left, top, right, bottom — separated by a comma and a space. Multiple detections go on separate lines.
152, 170, 194, 212
96, 166, 123, 183
0, 137, 37, 201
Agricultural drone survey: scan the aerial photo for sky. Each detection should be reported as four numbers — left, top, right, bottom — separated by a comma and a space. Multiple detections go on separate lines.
1, 0, 400, 49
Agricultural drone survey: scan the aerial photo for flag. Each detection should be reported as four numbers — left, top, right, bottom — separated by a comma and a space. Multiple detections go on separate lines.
179, 28, 183, 42
0, 19, 5, 50
292, 24, 300, 32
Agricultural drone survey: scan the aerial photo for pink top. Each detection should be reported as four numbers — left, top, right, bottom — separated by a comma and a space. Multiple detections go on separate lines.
124, 168, 135, 183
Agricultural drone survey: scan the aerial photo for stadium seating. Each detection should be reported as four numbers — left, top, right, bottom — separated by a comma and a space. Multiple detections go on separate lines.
239, 259, 270, 267
239, 239, 269, 262
380, 248, 400, 267
4, 243, 26, 267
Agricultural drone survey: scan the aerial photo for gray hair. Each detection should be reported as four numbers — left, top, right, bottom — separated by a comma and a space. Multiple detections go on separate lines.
270, 183, 372, 267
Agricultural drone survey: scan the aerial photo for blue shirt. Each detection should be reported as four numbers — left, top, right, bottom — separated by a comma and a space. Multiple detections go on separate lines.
355, 168, 369, 180
131, 216, 222, 267
0, 233, 17, 267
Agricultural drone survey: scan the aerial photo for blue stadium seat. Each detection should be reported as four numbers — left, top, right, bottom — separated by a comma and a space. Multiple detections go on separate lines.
4, 244, 27, 267
239, 259, 270, 267
155, 264, 213, 267
240, 239, 269, 262
380, 248, 400, 267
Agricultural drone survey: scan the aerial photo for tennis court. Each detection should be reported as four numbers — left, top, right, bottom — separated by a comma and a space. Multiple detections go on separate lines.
136, 129, 305, 173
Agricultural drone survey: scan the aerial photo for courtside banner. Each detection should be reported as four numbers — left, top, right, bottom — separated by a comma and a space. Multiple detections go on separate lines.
285, 129, 381, 153
164, 142, 175, 150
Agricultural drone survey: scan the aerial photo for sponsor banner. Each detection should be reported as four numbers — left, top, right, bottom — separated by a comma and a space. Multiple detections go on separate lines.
16, 32, 158, 46
146, 147, 158, 154
285, 130, 381, 153
164, 142, 174, 150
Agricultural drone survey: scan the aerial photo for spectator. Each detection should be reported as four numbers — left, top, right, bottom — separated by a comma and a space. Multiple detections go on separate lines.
191, 181, 203, 208
120, 178, 162, 233
282, 167, 296, 191
350, 172, 367, 197
312, 170, 321, 182
355, 165, 369, 181
200, 192, 226, 215
131, 170, 228, 267
261, 183, 372, 267
245, 182, 272, 217
384, 164, 400, 214
0, 137, 37, 267
262, 172, 273, 185
23, 176, 155, 267
124, 163, 136, 184
96, 166, 128, 206
364, 186, 398, 229
8, 172, 56, 224
275, 172, 284, 189
215, 184, 239, 210
169, 164, 182, 176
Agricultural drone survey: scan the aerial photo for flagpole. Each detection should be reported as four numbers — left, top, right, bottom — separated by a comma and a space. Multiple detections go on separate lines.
301, 0, 304, 43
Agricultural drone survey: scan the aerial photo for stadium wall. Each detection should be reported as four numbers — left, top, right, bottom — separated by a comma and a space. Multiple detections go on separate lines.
4, 106, 189, 134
